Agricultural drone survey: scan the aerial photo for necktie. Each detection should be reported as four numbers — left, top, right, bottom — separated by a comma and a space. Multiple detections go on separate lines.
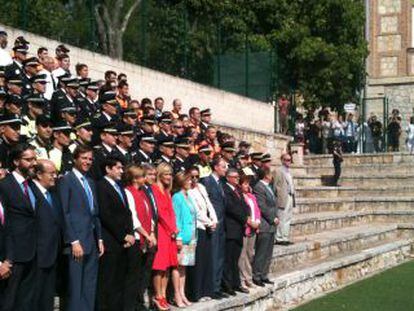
81, 176, 94, 212
45, 191, 53, 206
0, 204, 4, 225
114, 182, 125, 205
22, 180, 36, 209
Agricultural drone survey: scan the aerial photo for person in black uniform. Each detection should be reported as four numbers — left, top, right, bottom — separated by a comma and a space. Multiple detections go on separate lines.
0, 114, 23, 169
21, 57, 40, 98
249, 152, 263, 186
134, 133, 156, 165
4, 94, 23, 117
121, 108, 140, 150
154, 136, 175, 166
220, 141, 238, 169
50, 75, 78, 121
200, 108, 211, 133
155, 112, 172, 142
91, 91, 119, 146
29, 74, 49, 115
90, 124, 119, 180
4, 72, 23, 97
173, 136, 191, 174
68, 118, 93, 153
115, 123, 136, 166
7, 44, 28, 82
78, 80, 99, 119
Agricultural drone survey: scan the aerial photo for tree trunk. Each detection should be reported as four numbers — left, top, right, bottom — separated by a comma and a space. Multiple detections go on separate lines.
94, 0, 141, 60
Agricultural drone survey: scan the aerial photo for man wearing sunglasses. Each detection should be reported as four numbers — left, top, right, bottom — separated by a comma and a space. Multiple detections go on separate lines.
274, 153, 296, 245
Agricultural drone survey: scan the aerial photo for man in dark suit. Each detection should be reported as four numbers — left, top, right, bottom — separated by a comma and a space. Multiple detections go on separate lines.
0, 197, 12, 308
0, 143, 38, 311
252, 168, 279, 286
96, 156, 135, 311
222, 168, 249, 295
201, 156, 227, 299
57, 145, 104, 311
31, 159, 63, 311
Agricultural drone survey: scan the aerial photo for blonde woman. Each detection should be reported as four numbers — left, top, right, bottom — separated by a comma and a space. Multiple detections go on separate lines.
151, 163, 178, 311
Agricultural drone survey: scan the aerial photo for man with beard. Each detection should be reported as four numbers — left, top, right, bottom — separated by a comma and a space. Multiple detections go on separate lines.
0, 143, 37, 311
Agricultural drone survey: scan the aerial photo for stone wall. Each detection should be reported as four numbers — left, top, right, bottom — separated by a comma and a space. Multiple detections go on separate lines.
0, 23, 275, 134
368, 0, 411, 78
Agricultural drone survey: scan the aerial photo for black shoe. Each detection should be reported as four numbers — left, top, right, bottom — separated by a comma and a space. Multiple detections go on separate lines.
211, 292, 223, 300
253, 279, 265, 287
220, 291, 230, 298
235, 286, 249, 294
262, 279, 274, 285
223, 287, 236, 296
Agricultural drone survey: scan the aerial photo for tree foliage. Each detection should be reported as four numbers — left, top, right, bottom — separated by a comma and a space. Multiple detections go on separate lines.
0, 0, 368, 108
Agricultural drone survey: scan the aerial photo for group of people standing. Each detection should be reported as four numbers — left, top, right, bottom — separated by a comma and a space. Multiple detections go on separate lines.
0, 143, 296, 311
0, 31, 299, 311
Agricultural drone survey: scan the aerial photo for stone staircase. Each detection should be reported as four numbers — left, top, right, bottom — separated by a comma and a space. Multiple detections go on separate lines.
194, 152, 414, 311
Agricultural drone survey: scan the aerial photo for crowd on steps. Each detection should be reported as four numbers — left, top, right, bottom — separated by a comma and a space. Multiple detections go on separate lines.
0, 30, 297, 311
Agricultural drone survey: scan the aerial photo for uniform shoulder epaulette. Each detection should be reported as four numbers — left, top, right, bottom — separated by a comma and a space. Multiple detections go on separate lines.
93, 145, 102, 150
93, 112, 102, 119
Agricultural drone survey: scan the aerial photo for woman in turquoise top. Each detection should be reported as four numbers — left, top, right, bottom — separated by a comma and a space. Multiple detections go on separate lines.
171, 171, 197, 307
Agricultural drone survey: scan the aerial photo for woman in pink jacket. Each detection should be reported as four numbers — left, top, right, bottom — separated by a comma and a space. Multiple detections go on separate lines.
238, 175, 261, 290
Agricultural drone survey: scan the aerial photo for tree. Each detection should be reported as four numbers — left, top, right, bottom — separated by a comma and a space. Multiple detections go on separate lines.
94, 0, 141, 59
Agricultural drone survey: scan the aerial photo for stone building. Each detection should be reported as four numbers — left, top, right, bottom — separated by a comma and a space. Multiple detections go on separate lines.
367, 0, 414, 147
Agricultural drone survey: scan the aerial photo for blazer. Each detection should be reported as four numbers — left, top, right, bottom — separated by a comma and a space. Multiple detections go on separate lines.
96, 178, 134, 253
30, 182, 63, 268
57, 171, 102, 255
0, 173, 36, 263
201, 175, 225, 222
172, 191, 196, 245
274, 167, 296, 209
223, 183, 249, 242
0, 199, 5, 263
253, 180, 278, 233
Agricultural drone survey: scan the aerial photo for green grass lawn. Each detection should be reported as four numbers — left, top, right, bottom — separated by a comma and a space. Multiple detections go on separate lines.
294, 260, 414, 311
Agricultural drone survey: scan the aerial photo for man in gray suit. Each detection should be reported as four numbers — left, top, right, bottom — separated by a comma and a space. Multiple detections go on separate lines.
274, 153, 296, 245
252, 167, 279, 286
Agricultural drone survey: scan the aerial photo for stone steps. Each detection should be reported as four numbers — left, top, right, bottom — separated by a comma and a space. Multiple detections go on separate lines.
294, 175, 414, 187
304, 152, 414, 166
291, 210, 414, 236
192, 238, 414, 310
296, 185, 414, 199
292, 162, 414, 177
270, 223, 414, 274
294, 196, 414, 214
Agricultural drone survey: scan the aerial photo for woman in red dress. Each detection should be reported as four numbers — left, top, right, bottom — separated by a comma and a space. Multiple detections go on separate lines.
152, 163, 179, 311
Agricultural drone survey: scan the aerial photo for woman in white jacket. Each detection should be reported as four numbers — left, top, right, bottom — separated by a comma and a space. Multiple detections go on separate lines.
186, 167, 218, 302
406, 116, 414, 153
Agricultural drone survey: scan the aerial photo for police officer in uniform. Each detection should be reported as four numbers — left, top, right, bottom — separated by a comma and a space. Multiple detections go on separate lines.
21, 57, 40, 98
200, 108, 212, 133
220, 141, 238, 169
173, 136, 191, 174
155, 113, 172, 142
90, 123, 119, 180
113, 123, 135, 165
154, 136, 175, 166
249, 152, 263, 186
50, 75, 78, 121
91, 91, 119, 146
22, 93, 46, 140
29, 115, 53, 160
78, 80, 99, 118
49, 121, 74, 175
195, 144, 213, 179
134, 133, 156, 165
68, 118, 94, 153
0, 114, 23, 169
